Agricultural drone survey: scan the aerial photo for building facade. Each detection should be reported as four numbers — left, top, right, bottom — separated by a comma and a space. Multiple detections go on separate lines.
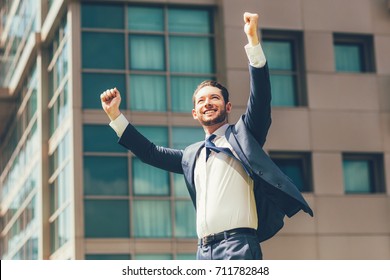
0, 0, 389, 260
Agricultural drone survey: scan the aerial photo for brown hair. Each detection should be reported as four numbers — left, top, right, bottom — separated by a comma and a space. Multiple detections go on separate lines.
192, 80, 229, 107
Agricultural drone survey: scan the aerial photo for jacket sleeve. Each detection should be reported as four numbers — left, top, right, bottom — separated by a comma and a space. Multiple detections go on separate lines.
118, 123, 184, 174
243, 63, 272, 147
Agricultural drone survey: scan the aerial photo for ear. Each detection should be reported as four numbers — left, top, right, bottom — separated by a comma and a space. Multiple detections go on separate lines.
192, 108, 198, 120
226, 102, 232, 113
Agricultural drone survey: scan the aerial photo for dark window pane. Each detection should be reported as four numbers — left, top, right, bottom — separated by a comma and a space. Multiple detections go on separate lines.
270, 75, 296, 107
135, 126, 168, 147
135, 254, 172, 260
343, 160, 372, 193
176, 253, 196, 260
172, 127, 204, 149
84, 156, 128, 196
83, 125, 126, 153
129, 35, 165, 71
84, 199, 130, 238
127, 6, 164, 31
82, 73, 126, 109
169, 36, 213, 73
133, 200, 171, 238
335, 44, 363, 72
82, 32, 125, 69
175, 200, 196, 238
85, 254, 131, 260
82, 3, 124, 29
129, 75, 166, 111
168, 9, 211, 34
263, 41, 293, 70
132, 158, 169, 196
170, 76, 211, 112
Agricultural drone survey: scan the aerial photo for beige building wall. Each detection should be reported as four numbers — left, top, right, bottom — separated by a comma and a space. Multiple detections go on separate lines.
220, 0, 390, 259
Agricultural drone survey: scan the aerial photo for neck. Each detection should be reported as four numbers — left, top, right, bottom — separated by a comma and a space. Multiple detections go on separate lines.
202, 121, 228, 135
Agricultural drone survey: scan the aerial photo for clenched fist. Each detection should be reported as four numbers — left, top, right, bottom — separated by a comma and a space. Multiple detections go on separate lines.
243, 12, 259, 46
100, 87, 121, 121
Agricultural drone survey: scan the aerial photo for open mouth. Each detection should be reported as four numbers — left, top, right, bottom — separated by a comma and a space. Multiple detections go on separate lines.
204, 109, 217, 115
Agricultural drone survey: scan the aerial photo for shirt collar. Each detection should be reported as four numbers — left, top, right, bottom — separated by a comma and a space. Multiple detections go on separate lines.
205, 123, 229, 139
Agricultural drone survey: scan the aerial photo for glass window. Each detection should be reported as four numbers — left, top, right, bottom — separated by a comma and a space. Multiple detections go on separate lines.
50, 164, 71, 214
334, 44, 362, 72
133, 200, 171, 238
169, 36, 214, 73
172, 127, 204, 149
263, 40, 296, 107
82, 73, 126, 109
168, 9, 211, 34
82, 4, 215, 113
82, 3, 124, 29
136, 126, 168, 147
131, 126, 169, 195
83, 125, 126, 153
85, 254, 131, 260
270, 152, 312, 192
127, 6, 164, 31
82, 32, 125, 69
176, 253, 196, 260
343, 159, 372, 193
342, 154, 384, 194
84, 156, 128, 196
129, 75, 166, 111
84, 199, 130, 238
175, 201, 196, 238
333, 33, 375, 73
132, 158, 169, 196
50, 207, 70, 253
262, 30, 306, 107
129, 35, 165, 71
135, 254, 172, 260
170, 76, 211, 112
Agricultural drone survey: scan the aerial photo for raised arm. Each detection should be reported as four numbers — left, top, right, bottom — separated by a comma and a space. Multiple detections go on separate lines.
101, 88, 184, 174
243, 13, 272, 147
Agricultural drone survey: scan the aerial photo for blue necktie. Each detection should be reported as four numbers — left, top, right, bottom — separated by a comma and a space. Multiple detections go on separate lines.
205, 134, 236, 161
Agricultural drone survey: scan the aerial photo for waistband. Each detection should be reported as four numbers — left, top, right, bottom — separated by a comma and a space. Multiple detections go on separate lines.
198, 227, 257, 247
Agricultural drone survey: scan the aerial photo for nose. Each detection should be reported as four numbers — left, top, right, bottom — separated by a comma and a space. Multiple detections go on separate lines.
204, 97, 212, 106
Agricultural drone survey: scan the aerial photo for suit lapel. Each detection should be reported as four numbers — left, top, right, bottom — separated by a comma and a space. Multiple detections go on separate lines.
183, 141, 204, 189
225, 124, 253, 177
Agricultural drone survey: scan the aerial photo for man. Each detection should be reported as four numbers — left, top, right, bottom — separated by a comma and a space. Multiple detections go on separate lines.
100, 12, 313, 260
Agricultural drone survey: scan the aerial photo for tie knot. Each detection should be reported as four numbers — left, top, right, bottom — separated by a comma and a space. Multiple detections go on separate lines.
206, 134, 217, 142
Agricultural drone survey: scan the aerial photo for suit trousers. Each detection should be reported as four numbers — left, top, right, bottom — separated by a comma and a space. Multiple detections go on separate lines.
196, 232, 262, 260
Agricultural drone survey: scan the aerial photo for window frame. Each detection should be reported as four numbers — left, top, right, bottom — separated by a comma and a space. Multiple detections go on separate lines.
333, 33, 376, 73
80, 3, 216, 112
261, 29, 307, 107
342, 153, 385, 194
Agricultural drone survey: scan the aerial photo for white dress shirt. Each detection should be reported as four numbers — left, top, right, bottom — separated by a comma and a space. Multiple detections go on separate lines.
195, 124, 258, 238
109, 43, 267, 238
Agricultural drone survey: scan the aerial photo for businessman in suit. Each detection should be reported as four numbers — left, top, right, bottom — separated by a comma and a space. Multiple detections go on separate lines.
100, 12, 313, 260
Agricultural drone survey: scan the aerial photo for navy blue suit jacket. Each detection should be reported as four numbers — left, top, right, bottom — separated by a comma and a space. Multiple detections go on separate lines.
118, 63, 313, 242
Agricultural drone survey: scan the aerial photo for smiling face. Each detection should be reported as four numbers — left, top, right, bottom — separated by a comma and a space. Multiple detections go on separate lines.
192, 85, 232, 130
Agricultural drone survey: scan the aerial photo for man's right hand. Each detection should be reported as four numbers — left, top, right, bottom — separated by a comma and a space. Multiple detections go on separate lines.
100, 87, 122, 121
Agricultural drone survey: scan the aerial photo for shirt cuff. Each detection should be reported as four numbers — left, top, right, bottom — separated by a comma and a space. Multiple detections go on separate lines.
245, 43, 267, 68
109, 113, 129, 137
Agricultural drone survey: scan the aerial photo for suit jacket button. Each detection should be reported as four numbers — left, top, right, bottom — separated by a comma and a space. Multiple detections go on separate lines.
259, 171, 263, 175
276, 183, 282, 188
